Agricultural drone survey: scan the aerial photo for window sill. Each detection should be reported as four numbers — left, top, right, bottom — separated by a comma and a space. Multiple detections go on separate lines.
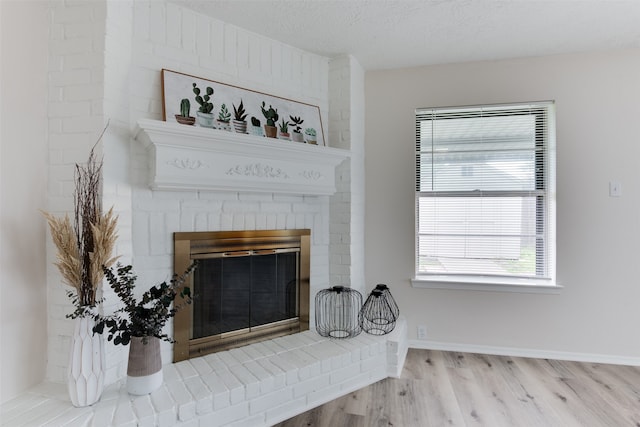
411, 275, 562, 294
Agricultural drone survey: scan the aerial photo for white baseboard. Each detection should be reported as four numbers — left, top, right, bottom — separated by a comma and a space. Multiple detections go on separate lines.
408, 340, 640, 366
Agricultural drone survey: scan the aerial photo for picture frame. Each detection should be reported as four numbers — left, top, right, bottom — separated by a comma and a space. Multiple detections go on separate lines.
161, 69, 325, 146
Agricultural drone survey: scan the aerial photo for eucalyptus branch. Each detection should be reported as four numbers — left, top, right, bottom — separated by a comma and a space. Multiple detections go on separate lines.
94, 262, 197, 345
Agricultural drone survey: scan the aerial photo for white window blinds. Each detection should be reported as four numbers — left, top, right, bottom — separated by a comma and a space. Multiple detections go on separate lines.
415, 102, 555, 281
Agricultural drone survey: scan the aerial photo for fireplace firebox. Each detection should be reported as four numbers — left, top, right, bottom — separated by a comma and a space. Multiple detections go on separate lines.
173, 229, 310, 362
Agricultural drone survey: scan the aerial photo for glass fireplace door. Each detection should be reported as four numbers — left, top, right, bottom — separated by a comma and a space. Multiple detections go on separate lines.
192, 250, 299, 340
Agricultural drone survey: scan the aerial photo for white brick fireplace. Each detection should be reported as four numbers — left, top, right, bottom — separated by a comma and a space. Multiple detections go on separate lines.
44, 0, 368, 392
135, 118, 351, 359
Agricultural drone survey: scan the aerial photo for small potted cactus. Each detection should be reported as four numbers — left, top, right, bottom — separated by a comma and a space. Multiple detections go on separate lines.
232, 99, 248, 134
260, 101, 279, 138
192, 83, 215, 128
216, 103, 231, 131
304, 127, 317, 145
249, 116, 263, 137
277, 118, 290, 140
175, 98, 195, 125
289, 115, 304, 142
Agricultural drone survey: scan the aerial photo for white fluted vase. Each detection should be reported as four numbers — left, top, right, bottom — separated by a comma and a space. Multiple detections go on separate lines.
126, 336, 163, 395
67, 316, 105, 407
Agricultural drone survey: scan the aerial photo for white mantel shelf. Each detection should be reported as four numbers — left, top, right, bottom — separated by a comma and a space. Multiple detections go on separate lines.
135, 119, 350, 196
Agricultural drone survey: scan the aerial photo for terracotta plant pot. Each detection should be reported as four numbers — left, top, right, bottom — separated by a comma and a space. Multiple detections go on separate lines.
174, 115, 195, 126
264, 125, 277, 138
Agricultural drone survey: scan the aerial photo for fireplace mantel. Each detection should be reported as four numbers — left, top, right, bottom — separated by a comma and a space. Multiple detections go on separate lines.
135, 119, 350, 196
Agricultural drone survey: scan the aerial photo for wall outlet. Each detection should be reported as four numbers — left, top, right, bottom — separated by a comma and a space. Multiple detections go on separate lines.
417, 325, 427, 340
609, 181, 622, 197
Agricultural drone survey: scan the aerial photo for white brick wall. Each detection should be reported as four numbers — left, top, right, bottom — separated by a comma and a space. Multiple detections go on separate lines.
125, 0, 334, 379
45, 0, 365, 402
328, 56, 366, 294
46, 0, 109, 384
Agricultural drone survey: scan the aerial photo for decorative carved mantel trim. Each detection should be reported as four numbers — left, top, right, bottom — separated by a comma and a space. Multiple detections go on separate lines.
135, 119, 350, 196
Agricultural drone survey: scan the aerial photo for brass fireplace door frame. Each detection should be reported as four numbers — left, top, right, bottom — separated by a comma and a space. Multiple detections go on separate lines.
173, 229, 310, 362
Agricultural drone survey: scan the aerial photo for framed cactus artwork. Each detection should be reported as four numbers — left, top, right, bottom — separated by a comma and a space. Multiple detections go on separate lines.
161, 69, 325, 145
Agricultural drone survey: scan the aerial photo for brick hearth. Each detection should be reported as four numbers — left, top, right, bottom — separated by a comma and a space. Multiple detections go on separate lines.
1, 320, 407, 427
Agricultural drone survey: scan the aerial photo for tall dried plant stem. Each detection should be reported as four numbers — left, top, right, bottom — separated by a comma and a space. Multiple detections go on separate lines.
43, 213, 82, 294
43, 123, 118, 308
75, 144, 102, 306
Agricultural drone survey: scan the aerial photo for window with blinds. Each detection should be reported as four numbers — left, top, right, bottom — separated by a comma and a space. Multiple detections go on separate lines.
415, 101, 555, 283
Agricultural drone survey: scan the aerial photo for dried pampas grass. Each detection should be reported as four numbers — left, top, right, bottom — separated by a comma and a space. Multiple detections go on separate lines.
43, 212, 82, 292
43, 124, 119, 307
89, 207, 119, 294
44, 208, 119, 302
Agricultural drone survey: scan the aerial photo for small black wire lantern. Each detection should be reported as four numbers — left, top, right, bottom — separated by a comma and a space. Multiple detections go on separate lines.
373, 283, 399, 321
359, 289, 396, 335
315, 286, 363, 338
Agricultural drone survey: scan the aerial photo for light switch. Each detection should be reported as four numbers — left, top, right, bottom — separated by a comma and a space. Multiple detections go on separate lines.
609, 181, 622, 197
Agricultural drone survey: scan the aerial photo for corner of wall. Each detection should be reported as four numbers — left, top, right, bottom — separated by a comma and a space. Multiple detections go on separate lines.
0, 0, 49, 403
328, 55, 366, 295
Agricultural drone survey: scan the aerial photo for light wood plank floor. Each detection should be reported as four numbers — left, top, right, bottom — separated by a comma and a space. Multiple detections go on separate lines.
274, 349, 640, 427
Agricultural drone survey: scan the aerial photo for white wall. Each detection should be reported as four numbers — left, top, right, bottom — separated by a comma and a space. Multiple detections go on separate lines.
0, 0, 49, 403
365, 49, 640, 361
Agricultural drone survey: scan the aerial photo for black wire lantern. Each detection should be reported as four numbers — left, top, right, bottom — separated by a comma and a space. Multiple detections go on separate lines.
373, 283, 399, 321
315, 286, 363, 338
359, 289, 396, 335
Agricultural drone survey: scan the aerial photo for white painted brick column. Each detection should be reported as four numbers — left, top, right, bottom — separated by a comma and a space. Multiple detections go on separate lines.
328, 55, 366, 295
102, 0, 136, 386
46, 0, 109, 384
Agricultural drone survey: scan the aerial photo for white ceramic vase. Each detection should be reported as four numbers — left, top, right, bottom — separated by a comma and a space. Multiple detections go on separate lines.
127, 336, 163, 395
291, 132, 304, 143
67, 316, 105, 407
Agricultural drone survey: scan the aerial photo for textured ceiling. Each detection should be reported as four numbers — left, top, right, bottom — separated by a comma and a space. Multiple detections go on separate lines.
172, 0, 640, 70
